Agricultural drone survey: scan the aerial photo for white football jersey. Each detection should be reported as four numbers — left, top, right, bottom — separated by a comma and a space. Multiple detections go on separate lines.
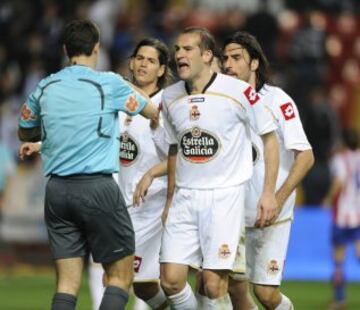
161, 73, 276, 189
118, 90, 167, 206
330, 149, 360, 228
245, 84, 312, 226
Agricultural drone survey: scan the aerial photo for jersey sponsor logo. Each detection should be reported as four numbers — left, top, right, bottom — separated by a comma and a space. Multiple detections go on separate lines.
267, 259, 280, 275
188, 97, 205, 103
134, 256, 142, 273
180, 127, 220, 163
120, 132, 139, 166
280, 102, 295, 120
20, 103, 37, 121
218, 244, 231, 259
125, 95, 140, 113
243, 86, 260, 105
190, 105, 200, 121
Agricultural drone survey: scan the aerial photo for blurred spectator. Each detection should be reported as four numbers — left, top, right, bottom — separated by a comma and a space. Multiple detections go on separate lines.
302, 86, 340, 204
0, 140, 15, 218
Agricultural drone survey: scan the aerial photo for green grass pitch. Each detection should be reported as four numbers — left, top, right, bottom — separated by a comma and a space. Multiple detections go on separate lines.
1, 271, 360, 309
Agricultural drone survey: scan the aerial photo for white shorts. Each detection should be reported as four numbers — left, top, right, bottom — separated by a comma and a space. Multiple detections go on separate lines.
246, 220, 292, 285
229, 228, 247, 280
160, 185, 245, 270
128, 190, 166, 282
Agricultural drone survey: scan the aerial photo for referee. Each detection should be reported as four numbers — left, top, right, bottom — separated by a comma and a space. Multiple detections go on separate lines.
18, 20, 158, 310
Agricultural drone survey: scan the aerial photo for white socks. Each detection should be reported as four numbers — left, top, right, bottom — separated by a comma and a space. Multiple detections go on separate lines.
88, 261, 104, 310
167, 283, 197, 310
274, 294, 293, 310
202, 294, 233, 309
145, 287, 168, 309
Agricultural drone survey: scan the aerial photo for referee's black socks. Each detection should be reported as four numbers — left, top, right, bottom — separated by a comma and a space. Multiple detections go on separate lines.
51, 292, 77, 310
99, 286, 129, 310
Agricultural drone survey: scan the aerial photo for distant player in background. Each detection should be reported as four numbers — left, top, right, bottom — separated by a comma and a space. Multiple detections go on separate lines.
91, 37, 173, 310
0, 141, 15, 220
18, 19, 158, 310
223, 31, 314, 310
323, 128, 360, 310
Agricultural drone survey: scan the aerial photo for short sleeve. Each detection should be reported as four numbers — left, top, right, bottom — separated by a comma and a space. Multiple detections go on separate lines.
330, 155, 346, 182
108, 73, 147, 116
233, 82, 276, 135
276, 95, 312, 151
160, 98, 178, 145
18, 85, 42, 128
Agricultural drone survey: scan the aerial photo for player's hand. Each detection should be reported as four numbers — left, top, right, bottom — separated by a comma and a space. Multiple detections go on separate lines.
133, 172, 154, 206
18, 142, 41, 160
149, 107, 160, 130
255, 192, 278, 228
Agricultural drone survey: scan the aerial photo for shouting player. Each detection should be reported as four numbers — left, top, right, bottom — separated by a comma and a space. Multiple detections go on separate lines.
159, 27, 279, 309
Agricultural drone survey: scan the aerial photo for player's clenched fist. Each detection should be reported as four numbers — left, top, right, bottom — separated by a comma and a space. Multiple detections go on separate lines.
18, 142, 41, 160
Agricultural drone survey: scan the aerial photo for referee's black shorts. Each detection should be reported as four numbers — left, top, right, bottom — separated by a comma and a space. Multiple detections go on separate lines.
44, 174, 134, 264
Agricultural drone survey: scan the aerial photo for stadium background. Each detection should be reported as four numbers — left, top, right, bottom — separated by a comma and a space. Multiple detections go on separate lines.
0, 0, 359, 309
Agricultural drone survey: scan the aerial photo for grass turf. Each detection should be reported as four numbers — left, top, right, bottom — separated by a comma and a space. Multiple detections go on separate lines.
1, 270, 360, 309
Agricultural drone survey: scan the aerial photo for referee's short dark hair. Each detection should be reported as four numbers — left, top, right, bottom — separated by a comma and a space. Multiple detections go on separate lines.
62, 20, 100, 58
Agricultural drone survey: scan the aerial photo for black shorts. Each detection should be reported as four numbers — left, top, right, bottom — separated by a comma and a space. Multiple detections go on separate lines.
45, 174, 134, 263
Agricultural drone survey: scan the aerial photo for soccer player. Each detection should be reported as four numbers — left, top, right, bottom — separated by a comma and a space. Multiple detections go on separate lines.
323, 128, 360, 310
18, 20, 158, 310
223, 31, 314, 310
159, 27, 279, 309
89, 37, 172, 310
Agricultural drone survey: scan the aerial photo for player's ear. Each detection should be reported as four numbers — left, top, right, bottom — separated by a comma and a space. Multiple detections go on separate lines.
93, 42, 100, 55
250, 59, 259, 72
202, 49, 213, 65
157, 64, 165, 78
63, 45, 68, 57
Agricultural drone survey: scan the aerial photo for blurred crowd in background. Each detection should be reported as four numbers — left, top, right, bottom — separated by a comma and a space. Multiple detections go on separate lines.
0, 0, 359, 246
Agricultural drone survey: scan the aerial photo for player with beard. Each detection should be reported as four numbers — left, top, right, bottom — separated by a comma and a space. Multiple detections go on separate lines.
223, 31, 314, 310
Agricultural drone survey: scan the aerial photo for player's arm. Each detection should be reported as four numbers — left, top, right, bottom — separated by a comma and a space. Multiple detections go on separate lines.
126, 81, 159, 121
255, 131, 280, 228
133, 160, 168, 206
162, 144, 177, 224
276, 149, 314, 211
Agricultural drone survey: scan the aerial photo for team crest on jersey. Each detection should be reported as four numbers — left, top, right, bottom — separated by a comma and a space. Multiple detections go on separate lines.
20, 103, 37, 121
125, 95, 139, 113
188, 97, 205, 103
243, 86, 260, 105
134, 256, 142, 273
190, 105, 200, 121
280, 102, 295, 120
119, 132, 139, 166
218, 244, 231, 259
180, 127, 220, 163
267, 260, 280, 275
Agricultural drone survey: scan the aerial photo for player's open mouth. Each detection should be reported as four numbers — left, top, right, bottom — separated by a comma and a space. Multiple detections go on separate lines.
137, 69, 147, 75
178, 62, 189, 70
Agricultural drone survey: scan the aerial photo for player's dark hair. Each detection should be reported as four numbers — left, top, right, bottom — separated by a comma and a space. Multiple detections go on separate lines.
342, 128, 359, 150
180, 27, 217, 63
224, 31, 270, 92
62, 20, 100, 58
131, 38, 173, 89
